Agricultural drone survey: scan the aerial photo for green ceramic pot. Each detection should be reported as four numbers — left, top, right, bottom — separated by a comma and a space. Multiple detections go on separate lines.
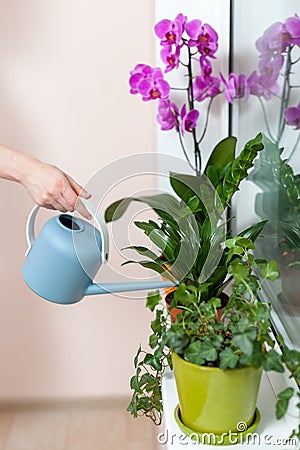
172, 352, 262, 435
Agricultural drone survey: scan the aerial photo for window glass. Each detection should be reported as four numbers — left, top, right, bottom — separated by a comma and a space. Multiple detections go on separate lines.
231, 0, 300, 349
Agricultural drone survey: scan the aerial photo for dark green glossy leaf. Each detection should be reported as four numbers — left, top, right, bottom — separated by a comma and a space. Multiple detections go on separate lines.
149, 334, 159, 349
205, 136, 237, 173
123, 245, 159, 262
238, 220, 268, 242
105, 193, 181, 223
277, 387, 294, 400
217, 133, 264, 206
276, 398, 289, 420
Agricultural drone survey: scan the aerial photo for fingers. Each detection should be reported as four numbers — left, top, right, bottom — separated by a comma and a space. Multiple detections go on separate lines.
45, 194, 91, 220
74, 198, 92, 220
42, 200, 67, 213
65, 174, 91, 199
61, 177, 92, 220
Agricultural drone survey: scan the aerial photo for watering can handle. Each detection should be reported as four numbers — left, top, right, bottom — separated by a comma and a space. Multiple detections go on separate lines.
25, 200, 109, 264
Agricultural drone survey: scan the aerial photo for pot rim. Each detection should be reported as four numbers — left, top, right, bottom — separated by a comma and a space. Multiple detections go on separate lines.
172, 352, 262, 373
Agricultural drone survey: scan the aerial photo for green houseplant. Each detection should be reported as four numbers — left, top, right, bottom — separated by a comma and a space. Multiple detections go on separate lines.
104, 12, 300, 442
149, 237, 280, 444
126, 238, 299, 444
105, 132, 300, 440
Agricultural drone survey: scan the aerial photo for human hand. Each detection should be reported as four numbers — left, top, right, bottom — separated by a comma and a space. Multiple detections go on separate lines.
22, 160, 92, 219
0, 145, 93, 219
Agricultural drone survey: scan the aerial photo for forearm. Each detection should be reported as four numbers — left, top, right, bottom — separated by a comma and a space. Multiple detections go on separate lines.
0, 144, 40, 185
0, 144, 92, 218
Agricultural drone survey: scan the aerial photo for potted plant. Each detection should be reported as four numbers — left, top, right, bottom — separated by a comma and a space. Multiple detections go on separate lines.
125, 236, 300, 444
161, 236, 280, 444
104, 12, 300, 442
104, 134, 269, 431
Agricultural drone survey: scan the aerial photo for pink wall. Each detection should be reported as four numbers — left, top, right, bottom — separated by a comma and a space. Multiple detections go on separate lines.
0, 1, 156, 399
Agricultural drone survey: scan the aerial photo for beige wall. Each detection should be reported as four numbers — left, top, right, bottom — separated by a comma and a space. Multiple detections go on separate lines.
0, 0, 156, 399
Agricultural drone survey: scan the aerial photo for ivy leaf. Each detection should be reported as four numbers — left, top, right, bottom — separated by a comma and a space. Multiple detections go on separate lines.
277, 387, 294, 400
149, 334, 159, 349
165, 331, 190, 354
173, 283, 197, 306
228, 261, 249, 281
276, 398, 290, 420
276, 388, 294, 419
130, 370, 142, 393
146, 290, 162, 312
151, 310, 164, 334
219, 347, 239, 369
143, 353, 162, 371
237, 317, 250, 333
262, 349, 284, 372
200, 339, 218, 361
134, 345, 142, 368
184, 341, 206, 365
140, 373, 157, 391
261, 260, 278, 281
232, 327, 257, 356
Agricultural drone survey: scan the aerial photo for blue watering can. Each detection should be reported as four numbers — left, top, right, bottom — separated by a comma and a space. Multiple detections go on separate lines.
22, 203, 175, 305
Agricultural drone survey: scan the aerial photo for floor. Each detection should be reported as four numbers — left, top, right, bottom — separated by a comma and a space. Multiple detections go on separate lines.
0, 398, 166, 450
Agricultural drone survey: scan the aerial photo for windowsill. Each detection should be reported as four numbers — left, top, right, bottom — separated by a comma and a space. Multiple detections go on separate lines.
160, 369, 299, 449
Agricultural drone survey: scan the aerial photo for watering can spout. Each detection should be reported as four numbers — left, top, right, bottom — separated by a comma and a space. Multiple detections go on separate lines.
84, 280, 175, 296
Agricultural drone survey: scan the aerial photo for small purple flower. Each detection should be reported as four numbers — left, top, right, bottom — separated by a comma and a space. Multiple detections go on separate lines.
129, 64, 153, 94
160, 45, 181, 73
258, 54, 283, 79
256, 21, 287, 55
199, 56, 212, 76
193, 75, 220, 102
285, 14, 300, 46
220, 73, 236, 103
180, 104, 199, 134
284, 103, 300, 129
186, 20, 218, 57
257, 54, 282, 99
155, 13, 187, 47
247, 70, 279, 100
247, 71, 264, 96
235, 74, 250, 99
135, 67, 170, 101
259, 76, 280, 100
156, 99, 179, 131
